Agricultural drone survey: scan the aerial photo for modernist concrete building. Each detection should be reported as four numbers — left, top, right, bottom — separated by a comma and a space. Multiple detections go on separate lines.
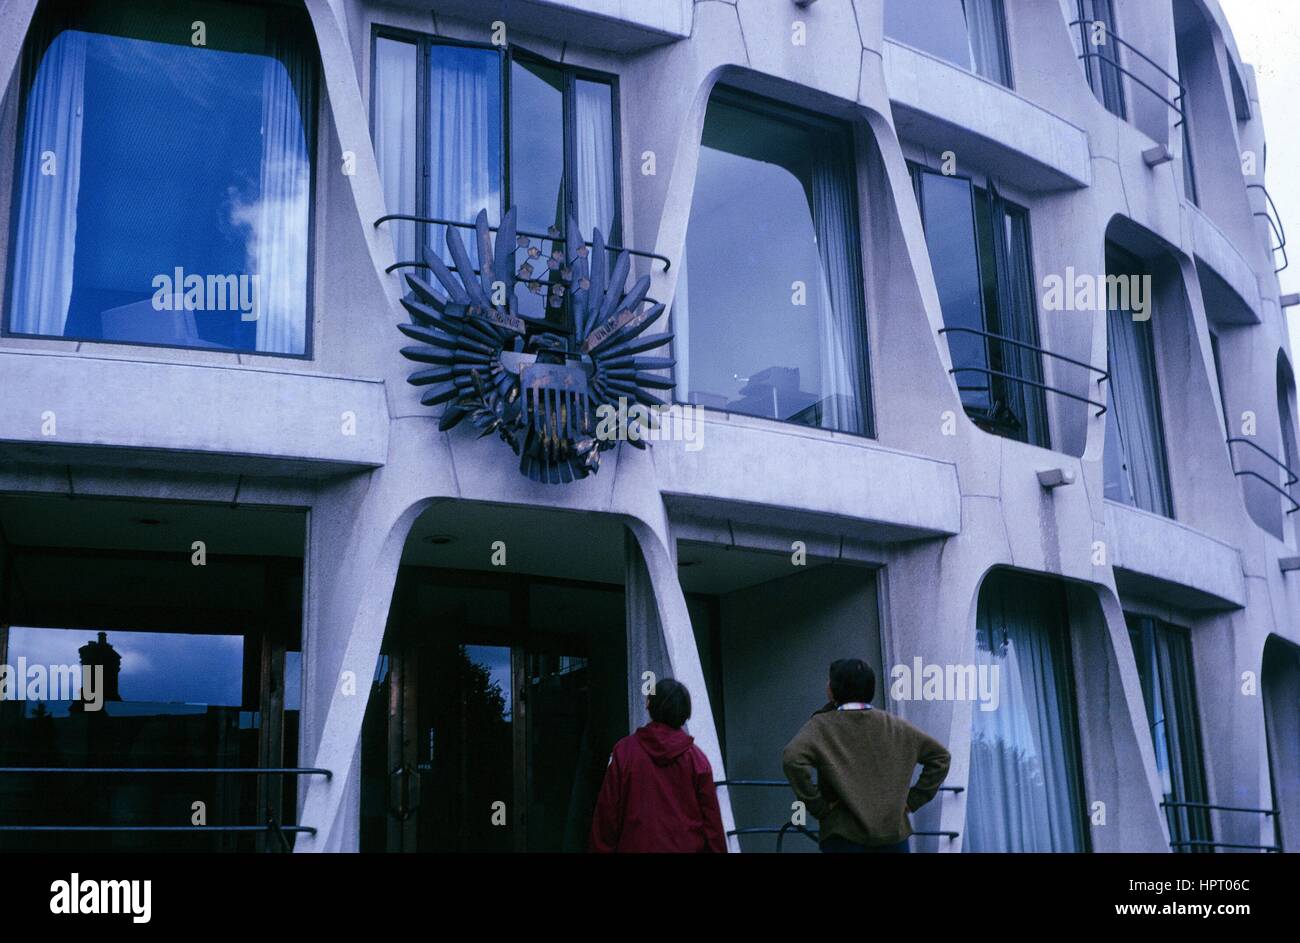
0, 0, 1296, 853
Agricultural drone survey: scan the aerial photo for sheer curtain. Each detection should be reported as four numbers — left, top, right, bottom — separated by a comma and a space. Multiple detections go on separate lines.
373, 38, 418, 265
811, 151, 869, 435
1106, 302, 1172, 515
428, 46, 500, 268
574, 79, 615, 240
246, 39, 312, 355
966, 573, 1086, 852
9, 30, 88, 337
965, 0, 1010, 85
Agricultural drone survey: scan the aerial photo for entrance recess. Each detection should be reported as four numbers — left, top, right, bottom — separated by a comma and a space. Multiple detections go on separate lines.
362, 569, 626, 852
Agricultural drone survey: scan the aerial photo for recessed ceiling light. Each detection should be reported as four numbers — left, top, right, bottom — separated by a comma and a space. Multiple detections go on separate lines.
424, 534, 457, 546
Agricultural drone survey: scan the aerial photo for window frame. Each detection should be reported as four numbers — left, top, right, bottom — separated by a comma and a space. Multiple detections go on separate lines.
1076, 0, 1128, 119
1124, 613, 1213, 852
2, 0, 321, 360
369, 26, 623, 337
672, 85, 875, 439
910, 161, 1049, 447
1103, 243, 1175, 517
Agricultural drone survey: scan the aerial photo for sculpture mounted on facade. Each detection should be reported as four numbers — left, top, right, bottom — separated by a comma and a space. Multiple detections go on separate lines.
396, 208, 674, 483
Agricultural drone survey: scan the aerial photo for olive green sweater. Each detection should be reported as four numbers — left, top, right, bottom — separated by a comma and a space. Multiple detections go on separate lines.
782, 707, 951, 846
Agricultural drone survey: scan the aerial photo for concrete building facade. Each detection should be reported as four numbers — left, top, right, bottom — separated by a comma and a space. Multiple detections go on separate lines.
0, 0, 1295, 853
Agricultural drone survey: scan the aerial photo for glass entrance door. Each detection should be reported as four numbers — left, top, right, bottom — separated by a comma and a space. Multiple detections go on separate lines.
383, 623, 605, 852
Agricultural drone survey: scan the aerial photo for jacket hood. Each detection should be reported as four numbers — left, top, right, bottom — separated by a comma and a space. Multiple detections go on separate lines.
634, 721, 695, 766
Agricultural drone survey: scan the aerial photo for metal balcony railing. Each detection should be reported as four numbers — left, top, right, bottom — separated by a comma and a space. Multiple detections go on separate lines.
1226, 436, 1299, 514
1160, 799, 1281, 853
374, 213, 672, 276
938, 326, 1109, 419
0, 767, 331, 851
1069, 19, 1186, 126
1247, 184, 1289, 274
716, 779, 963, 851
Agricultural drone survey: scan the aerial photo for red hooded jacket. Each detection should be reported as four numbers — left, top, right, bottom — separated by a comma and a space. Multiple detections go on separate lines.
588, 722, 727, 853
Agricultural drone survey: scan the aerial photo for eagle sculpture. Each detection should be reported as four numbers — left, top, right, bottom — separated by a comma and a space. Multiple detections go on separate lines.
396, 207, 675, 483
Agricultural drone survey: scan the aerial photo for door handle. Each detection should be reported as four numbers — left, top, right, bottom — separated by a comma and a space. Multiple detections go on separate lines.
389, 764, 422, 821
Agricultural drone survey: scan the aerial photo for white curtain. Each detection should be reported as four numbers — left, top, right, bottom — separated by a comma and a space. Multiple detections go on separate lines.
373, 38, 418, 265
428, 46, 500, 269
574, 79, 615, 240
966, 575, 1085, 852
9, 30, 88, 336
1106, 303, 1172, 515
243, 42, 311, 355
811, 152, 869, 434
965, 0, 1010, 85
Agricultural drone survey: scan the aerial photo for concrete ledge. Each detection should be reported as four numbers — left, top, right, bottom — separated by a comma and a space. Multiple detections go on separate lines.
1188, 203, 1263, 324
0, 351, 388, 476
654, 413, 961, 541
397, 0, 691, 51
883, 40, 1091, 191
1105, 499, 1246, 610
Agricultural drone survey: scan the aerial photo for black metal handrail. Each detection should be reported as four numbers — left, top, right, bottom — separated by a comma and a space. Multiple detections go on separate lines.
1233, 470, 1300, 514
0, 825, 317, 834
1225, 437, 1297, 486
1160, 799, 1277, 817
0, 767, 329, 842
1226, 437, 1300, 514
1169, 839, 1281, 852
374, 213, 672, 273
1247, 184, 1289, 274
0, 767, 332, 778
939, 326, 1109, 418
1068, 19, 1186, 125
716, 779, 962, 849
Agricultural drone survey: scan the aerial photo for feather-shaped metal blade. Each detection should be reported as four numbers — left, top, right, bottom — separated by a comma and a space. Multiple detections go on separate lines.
495, 207, 517, 295
405, 273, 449, 311
590, 304, 668, 355
445, 225, 492, 308
422, 245, 471, 305
475, 209, 497, 301
439, 405, 470, 431
599, 251, 631, 323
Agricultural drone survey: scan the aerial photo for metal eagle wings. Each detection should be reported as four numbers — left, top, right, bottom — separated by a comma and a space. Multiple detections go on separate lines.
396, 208, 675, 483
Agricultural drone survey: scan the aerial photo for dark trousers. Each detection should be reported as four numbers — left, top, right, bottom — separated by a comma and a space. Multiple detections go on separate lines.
820, 836, 910, 854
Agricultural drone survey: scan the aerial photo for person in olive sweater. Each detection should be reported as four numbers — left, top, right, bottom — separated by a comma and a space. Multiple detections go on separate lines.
782, 659, 951, 853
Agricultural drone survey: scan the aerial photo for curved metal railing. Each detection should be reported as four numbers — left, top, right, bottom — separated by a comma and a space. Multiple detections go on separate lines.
0, 767, 331, 850
716, 779, 963, 850
374, 213, 672, 275
1226, 436, 1300, 514
1069, 18, 1186, 126
1160, 799, 1281, 853
1247, 183, 1289, 274
938, 326, 1110, 418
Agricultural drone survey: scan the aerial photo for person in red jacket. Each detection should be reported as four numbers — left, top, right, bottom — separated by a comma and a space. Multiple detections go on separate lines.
588, 677, 727, 853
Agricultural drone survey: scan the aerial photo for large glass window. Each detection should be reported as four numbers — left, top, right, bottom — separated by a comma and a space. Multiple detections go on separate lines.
884, 0, 1012, 86
912, 167, 1048, 447
371, 34, 617, 333
1104, 245, 1173, 516
674, 89, 872, 436
966, 571, 1088, 852
5, 0, 317, 355
1125, 614, 1212, 852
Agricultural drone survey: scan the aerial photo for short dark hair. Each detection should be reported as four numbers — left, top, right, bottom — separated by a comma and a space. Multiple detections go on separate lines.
829, 659, 875, 705
648, 677, 691, 728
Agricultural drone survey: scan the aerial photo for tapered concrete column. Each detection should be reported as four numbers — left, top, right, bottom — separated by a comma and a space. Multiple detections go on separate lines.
625, 527, 671, 729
